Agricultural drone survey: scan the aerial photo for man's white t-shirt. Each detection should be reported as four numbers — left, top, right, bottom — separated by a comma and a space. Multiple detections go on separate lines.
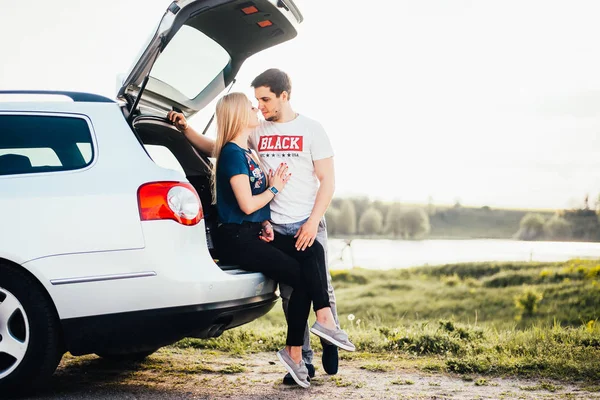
249, 114, 334, 224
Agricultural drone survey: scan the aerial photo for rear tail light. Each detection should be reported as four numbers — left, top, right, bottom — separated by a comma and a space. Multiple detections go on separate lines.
138, 182, 203, 226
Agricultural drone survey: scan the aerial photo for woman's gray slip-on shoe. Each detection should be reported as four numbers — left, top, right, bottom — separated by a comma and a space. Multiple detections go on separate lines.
283, 363, 315, 385
276, 349, 310, 388
310, 321, 356, 352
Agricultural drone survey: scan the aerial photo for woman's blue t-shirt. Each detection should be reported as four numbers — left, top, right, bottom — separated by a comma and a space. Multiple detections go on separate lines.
216, 142, 270, 224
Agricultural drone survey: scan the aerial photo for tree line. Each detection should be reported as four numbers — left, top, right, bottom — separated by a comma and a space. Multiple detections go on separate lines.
326, 195, 600, 242
516, 209, 600, 241
326, 197, 431, 239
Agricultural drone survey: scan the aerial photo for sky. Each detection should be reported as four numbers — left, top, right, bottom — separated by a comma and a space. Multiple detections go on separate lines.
1, 0, 600, 210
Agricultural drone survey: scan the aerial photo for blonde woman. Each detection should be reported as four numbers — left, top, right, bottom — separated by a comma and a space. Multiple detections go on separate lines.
208, 92, 354, 388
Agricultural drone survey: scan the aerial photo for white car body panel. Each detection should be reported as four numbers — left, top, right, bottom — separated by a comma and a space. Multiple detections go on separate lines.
25, 220, 276, 319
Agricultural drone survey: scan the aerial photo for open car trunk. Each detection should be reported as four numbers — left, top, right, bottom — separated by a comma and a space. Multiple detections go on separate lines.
133, 118, 236, 268
118, 0, 302, 120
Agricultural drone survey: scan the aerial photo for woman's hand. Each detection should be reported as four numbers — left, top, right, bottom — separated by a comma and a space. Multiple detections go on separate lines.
259, 221, 274, 242
268, 163, 291, 192
167, 111, 189, 132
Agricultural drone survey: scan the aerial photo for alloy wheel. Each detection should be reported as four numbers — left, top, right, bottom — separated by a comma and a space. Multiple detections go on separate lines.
0, 287, 29, 379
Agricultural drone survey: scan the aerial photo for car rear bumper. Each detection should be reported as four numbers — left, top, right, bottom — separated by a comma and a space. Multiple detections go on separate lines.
61, 292, 278, 356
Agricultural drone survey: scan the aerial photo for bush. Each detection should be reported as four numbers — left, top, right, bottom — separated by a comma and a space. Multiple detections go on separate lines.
378, 320, 484, 356
514, 287, 544, 318
425, 262, 544, 279
394, 208, 430, 239
515, 213, 546, 240
385, 203, 403, 237
337, 199, 357, 234
562, 209, 600, 241
330, 270, 368, 284
544, 215, 573, 240
358, 207, 384, 235
325, 208, 340, 235
562, 260, 600, 280
441, 274, 461, 286
384, 330, 463, 356
438, 319, 484, 340
349, 196, 371, 221
482, 270, 537, 288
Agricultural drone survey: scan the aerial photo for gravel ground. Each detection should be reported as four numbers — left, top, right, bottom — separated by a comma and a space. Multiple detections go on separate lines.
7, 350, 600, 400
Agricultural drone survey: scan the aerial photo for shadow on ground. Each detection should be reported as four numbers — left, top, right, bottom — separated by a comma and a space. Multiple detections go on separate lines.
7, 358, 197, 400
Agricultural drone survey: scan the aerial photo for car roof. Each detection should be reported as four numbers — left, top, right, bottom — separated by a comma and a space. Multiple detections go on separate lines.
0, 90, 115, 103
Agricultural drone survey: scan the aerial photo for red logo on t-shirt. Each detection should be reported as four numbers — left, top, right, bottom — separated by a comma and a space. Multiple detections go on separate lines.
258, 135, 303, 152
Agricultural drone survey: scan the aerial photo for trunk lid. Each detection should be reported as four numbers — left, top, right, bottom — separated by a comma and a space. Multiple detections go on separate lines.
117, 0, 302, 119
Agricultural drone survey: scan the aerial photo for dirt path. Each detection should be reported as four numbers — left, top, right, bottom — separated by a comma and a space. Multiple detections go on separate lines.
16, 349, 600, 400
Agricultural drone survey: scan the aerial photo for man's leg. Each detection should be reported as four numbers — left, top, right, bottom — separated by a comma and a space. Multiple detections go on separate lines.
315, 217, 340, 375
316, 217, 338, 326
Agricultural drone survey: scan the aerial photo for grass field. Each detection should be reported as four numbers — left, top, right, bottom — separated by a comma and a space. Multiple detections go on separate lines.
173, 259, 600, 382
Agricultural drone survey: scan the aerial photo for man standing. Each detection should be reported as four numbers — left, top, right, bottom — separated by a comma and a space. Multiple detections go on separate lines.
249, 69, 339, 384
166, 68, 340, 382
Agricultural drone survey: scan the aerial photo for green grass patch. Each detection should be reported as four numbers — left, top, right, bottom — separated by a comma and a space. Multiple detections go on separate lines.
519, 382, 563, 392
583, 385, 600, 392
169, 259, 600, 382
391, 379, 414, 385
220, 364, 246, 374
360, 363, 392, 372
330, 376, 352, 387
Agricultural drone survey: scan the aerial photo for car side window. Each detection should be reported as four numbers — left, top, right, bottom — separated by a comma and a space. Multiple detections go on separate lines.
0, 114, 94, 176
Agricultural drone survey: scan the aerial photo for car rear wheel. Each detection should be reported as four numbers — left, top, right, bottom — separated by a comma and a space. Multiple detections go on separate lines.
0, 262, 63, 394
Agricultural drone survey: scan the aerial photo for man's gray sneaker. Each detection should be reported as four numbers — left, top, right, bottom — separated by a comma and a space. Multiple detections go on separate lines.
276, 349, 310, 388
310, 321, 356, 352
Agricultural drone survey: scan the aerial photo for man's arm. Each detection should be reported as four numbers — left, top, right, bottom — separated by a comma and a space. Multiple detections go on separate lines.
294, 157, 335, 250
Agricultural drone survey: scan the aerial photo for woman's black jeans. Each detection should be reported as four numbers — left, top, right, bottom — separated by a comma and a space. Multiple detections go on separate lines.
217, 221, 330, 346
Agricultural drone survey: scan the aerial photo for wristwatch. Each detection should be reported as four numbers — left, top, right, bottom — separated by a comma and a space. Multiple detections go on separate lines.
268, 186, 279, 195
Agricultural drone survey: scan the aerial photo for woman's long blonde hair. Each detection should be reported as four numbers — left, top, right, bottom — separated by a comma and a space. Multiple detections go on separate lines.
211, 92, 252, 204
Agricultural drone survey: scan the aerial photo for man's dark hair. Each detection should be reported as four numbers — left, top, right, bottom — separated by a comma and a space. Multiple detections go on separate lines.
251, 68, 292, 99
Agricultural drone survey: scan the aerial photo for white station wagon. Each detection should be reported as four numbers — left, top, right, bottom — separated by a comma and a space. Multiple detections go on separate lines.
0, 0, 302, 393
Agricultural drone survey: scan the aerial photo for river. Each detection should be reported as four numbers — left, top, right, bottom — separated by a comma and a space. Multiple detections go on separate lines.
327, 238, 600, 270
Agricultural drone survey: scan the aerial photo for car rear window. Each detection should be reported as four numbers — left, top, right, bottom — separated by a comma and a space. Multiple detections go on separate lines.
150, 25, 230, 100
0, 114, 93, 176
144, 144, 186, 176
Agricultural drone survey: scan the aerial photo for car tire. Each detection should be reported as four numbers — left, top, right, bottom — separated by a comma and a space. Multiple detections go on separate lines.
96, 349, 158, 362
0, 262, 64, 394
